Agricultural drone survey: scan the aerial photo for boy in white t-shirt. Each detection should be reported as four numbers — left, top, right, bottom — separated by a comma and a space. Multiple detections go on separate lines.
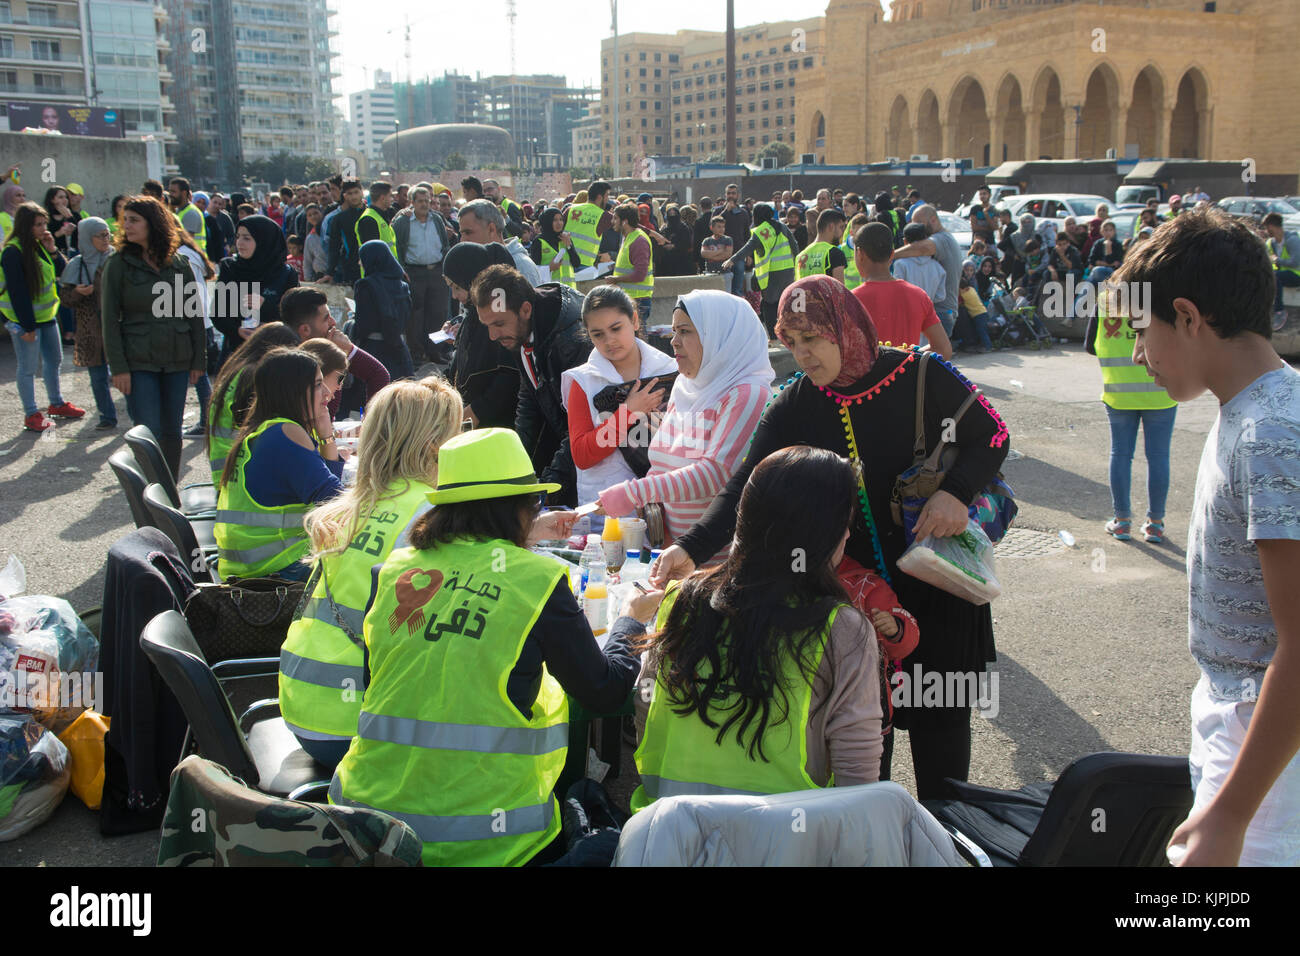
1118, 207, 1300, 866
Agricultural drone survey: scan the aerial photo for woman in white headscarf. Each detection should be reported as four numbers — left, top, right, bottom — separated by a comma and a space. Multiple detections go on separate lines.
58, 216, 118, 428
597, 289, 774, 551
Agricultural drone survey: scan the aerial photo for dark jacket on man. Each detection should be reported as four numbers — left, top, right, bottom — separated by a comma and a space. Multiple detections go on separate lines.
515, 282, 587, 506
328, 206, 364, 283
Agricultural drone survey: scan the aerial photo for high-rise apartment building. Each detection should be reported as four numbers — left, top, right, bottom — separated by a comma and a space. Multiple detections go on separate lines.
165, 0, 340, 183
0, 0, 90, 111
570, 111, 601, 175
349, 69, 393, 162
484, 74, 596, 170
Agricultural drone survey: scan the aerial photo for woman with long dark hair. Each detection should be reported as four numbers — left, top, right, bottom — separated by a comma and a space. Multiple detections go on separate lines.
213, 347, 343, 581
100, 196, 206, 477
1, 201, 81, 431
652, 276, 1011, 800
632, 445, 882, 809
210, 213, 299, 362
206, 321, 302, 476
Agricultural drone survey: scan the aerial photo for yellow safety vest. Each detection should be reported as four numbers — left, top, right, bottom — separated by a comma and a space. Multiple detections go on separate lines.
330, 537, 568, 866
0, 211, 12, 245
279, 479, 433, 743
631, 584, 839, 812
0, 238, 59, 326
213, 417, 315, 579
207, 370, 242, 476
355, 207, 398, 276
538, 238, 575, 287
1093, 297, 1175, 411
796, 240, 834, 280
175, 202, 207, 246
614, 227, 654, 298
1268, 236, 1300, 279
751, 221, 795, 291
564, 202, 604, 268
840, 238, 862, 290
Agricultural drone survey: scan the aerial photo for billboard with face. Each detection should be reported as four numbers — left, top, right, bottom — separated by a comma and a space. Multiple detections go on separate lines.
5, 102, 125, 138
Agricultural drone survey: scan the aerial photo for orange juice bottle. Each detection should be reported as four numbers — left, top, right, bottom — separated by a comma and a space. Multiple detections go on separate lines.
601, 516, 625, 574
584, 582, 608, 636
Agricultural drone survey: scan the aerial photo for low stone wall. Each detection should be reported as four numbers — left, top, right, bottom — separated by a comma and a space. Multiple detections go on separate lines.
574, 272, 727, 327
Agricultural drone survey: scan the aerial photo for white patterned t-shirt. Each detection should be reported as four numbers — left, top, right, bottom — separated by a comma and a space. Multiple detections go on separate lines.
1187, 363, 1300, 702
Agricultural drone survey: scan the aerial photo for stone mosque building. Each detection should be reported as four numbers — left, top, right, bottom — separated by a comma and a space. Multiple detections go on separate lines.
797, 0, 1297, 175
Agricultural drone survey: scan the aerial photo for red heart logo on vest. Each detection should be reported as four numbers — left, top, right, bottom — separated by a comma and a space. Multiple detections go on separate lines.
388, 568, 444, 635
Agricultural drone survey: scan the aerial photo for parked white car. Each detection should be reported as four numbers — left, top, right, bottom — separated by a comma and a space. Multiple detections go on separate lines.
999, 194, 1112, 231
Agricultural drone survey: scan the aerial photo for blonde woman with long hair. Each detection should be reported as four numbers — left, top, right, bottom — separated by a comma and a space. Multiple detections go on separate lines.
278, 376, 463, 766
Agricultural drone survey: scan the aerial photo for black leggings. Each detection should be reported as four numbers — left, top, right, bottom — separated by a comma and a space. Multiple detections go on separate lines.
881, 707, 972, 801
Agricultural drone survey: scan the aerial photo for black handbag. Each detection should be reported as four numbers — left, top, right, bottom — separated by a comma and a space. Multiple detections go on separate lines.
184, 575, 308, 664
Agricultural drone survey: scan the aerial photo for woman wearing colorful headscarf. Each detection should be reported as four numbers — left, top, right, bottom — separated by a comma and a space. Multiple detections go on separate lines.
211, 213, 299, 362
352, 239, 414, 380
596, 290, 773, 553
58, 217, 117, 428
650, 275, 1011, 800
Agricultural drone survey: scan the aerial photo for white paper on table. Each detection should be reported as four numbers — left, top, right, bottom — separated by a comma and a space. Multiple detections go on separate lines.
428, 330, 453, 345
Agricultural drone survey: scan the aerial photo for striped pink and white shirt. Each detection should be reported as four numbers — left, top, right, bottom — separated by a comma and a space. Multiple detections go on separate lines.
624, 382, 770, 543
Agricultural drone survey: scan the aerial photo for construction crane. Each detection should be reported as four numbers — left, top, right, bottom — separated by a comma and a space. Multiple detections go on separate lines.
506, 0, 517, 77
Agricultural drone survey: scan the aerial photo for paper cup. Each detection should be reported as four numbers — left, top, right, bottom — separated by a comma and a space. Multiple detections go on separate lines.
621, 518, 647, 556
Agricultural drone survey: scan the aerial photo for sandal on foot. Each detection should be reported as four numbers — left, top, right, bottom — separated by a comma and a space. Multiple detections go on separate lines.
1105, 518, 1132, 541
1143, 520, 1165, 544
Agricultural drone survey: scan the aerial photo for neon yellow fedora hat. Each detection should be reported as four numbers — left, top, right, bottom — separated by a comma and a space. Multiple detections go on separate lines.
426, 427, 560, 506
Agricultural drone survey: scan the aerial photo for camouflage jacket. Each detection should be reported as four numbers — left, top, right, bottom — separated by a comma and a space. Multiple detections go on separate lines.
157, 756, 422, 867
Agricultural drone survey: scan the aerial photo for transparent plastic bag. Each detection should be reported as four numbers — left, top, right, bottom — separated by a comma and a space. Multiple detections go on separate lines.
0, 713, 70, 841
0, 554, 25, 602
0, 594, 100, 732
896, 519, 1002, 606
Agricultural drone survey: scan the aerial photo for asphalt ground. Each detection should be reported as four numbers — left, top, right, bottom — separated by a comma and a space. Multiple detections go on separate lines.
0, 333, 1285, 867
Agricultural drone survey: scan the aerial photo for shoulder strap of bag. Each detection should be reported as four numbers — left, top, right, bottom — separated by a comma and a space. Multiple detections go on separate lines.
912, 351, 931, 461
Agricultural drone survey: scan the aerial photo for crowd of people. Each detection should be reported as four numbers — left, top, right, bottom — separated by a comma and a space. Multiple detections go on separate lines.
1, 163, 1295, 869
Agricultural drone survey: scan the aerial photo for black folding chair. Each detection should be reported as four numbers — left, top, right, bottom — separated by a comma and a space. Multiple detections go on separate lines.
139, 609, 329, 799
124, 424, 217, 517
143, 483, 220, 584
108, 449, 158, 531
923, 752, 1193, 867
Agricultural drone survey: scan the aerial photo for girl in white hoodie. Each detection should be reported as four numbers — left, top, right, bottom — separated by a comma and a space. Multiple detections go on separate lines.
562, 285, 677, 525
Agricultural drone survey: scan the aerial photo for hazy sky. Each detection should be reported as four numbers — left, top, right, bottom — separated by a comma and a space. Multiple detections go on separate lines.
333, 0, 855, 104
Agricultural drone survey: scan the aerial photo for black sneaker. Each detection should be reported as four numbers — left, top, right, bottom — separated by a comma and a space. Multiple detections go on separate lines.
94, 420, 118, 430
183, 422, 207, 437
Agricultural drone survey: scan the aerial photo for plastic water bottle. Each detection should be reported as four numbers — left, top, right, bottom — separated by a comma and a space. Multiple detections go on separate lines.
580, 535, 608, 637
578, 534, 604, 596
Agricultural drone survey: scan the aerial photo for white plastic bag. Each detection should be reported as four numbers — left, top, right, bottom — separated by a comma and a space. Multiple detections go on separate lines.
896, 519, 1001, 606
0, 594, 100, 732
0, 714, 70, 841
0, 554, 25, 601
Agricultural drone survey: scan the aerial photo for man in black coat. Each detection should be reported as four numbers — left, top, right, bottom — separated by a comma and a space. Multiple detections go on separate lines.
469, 263, 588, 506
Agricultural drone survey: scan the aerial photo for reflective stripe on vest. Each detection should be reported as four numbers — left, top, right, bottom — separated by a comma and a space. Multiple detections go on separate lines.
751, 221, 794, 291
330, 775, 555, 845
630, 584, 836, 812
615, 228, 654, 297
1093, 302, 1175, 411
213, 417, 314, 578
279, 480, 432, 741
795, 240, 833, 280
330, 539, 568, 866
539, 238, 574, 286
564, 202, 603, 267
355, 207, 398, 276
0, 240, 58, 325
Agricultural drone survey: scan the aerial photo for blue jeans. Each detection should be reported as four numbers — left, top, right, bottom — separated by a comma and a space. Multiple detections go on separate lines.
636, 298, 652, 324
728, 258, 746, 296
87, 362, 117, 425
125, 369, 190, 443
5, 321, 64, 416
1105, 404, 1177, 521
1275, 270, 1300, 312
193, 372, 212, 427
294, 735, 351, 769
936, 309, 956, 336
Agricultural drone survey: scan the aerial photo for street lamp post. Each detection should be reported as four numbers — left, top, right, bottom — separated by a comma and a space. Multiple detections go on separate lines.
395, 120, 400, 175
